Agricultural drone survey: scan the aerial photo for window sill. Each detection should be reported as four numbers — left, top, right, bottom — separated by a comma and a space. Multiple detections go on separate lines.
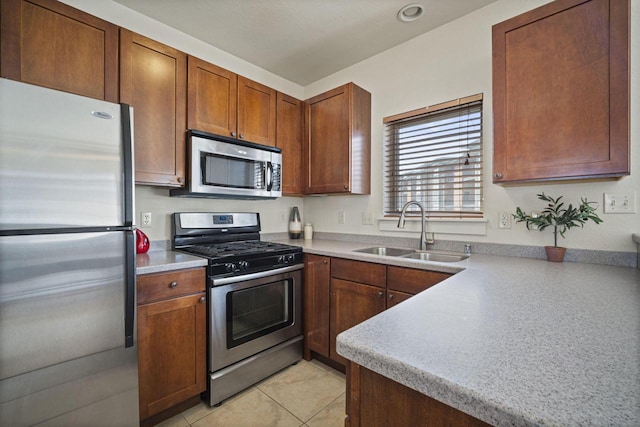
378, 217, 487, 236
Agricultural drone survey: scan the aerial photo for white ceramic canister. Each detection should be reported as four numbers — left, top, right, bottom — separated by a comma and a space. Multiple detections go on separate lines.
304, 223, 313, 240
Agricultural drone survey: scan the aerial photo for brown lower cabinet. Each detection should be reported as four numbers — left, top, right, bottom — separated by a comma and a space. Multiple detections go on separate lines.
137, 268, 206, 421
346, 363, 490, 427
303, 256, 452, 367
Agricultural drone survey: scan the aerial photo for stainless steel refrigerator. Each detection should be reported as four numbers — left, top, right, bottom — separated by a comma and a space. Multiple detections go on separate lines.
0, 78, 139, 426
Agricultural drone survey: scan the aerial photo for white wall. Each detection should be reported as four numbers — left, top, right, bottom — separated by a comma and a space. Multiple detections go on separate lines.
303, 0, 639, 253
63, 0, 638, 252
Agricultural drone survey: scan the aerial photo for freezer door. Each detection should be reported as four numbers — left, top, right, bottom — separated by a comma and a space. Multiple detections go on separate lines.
0, 78, 133, 230
0, 231, 139, 426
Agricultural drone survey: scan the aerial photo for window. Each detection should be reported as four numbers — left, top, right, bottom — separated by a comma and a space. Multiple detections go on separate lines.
384, 94, 483, 218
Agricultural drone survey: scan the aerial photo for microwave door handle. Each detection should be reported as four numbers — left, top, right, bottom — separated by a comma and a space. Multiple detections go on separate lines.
266, 162, 273, 191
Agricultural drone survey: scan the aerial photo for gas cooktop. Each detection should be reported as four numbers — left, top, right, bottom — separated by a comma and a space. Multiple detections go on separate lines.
172, 212, 303, 280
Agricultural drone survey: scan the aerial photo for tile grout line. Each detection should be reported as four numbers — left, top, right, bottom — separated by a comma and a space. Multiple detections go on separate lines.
254, 387, 307, 425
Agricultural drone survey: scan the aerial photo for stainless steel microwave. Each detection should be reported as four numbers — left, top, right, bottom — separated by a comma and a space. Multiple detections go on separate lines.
171, 130, 282, 199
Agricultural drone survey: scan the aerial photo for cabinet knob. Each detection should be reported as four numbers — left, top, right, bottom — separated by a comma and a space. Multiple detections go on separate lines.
343, 185, 348, 190
322, 260, 328, 264
199, 296, 206, 303
169, 281, 178, 288
494, 172, 503, 179
377, 291, 384, 298
231, 131, 237, 137
388, 294, 394, 299
240, 134, 245, 139
177, 177, 184, 183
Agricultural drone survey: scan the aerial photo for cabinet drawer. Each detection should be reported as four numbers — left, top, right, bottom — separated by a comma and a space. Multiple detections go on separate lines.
137, 268, 205, 305
387, 266, 451, 295
331, 258, 386, 288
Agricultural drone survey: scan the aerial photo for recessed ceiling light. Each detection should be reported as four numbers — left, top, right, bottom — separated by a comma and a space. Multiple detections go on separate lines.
397, 3, 425, 23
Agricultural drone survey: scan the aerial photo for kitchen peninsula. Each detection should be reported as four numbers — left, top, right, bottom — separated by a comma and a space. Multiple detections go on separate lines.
328, 249, 640, 426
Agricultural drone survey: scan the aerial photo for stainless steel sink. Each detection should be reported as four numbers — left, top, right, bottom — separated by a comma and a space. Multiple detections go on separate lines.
353, 247, 415, 257
400, 251, 469, 262
353, 246, 468, 262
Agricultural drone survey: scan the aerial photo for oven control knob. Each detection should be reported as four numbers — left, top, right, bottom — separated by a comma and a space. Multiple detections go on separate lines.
224, 263, 235, 273
287, 254, 296, 263
277, 255, 286, 264
239, 261, 249, 271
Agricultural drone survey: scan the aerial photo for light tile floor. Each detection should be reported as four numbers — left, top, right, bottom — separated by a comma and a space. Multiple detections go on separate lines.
157, 360, 346, 427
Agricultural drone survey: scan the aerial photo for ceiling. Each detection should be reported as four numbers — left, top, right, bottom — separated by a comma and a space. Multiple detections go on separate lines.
113, 0, 498, 86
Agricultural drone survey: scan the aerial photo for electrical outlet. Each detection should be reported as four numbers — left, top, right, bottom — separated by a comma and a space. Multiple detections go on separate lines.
603, 192, 636, 214
362, 211, 374, 225
279, 211, 287, 223
338, 211, 346, 225
498, 211, 511, 229
141, 212, 152, 228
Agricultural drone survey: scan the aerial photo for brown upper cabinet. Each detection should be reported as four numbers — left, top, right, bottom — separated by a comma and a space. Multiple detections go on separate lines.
1, 0, 119, 102
187, 57, 237, 140
120, 29, 187, 187
492, 0, 630, 184
276, 92, 304, 195
187, 56, 276, 146
304, 83, 371, 194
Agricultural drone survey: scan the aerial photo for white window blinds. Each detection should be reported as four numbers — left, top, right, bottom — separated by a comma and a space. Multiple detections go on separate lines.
384, 94, 483, 217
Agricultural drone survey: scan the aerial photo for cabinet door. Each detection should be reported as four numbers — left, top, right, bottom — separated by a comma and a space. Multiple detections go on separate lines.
304, 84, 350, 193
276, 92, 303, 195
330, 278, 385, 366
237, 76, 276, 146
304, 254, 331, 358
386, 290, 413, 308
138, 292, 206, 420
492, 0, 629, 183
304, 82, 371, 194
187, 56, 237, 138
1, 0, 118, 101
120, 29, 187, 187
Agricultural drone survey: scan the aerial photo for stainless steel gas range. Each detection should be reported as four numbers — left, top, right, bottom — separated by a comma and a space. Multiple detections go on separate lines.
172, 212, 303, 406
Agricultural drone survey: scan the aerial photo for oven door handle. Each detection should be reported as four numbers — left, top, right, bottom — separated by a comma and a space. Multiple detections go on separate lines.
212, 263, 304, 286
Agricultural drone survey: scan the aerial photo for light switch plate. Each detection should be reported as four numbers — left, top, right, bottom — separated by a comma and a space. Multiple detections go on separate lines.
362, 211, 374, 225
603, 192, 636, 214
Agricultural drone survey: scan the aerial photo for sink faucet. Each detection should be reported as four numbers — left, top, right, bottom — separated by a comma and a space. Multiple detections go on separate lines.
397, 201, 435, 251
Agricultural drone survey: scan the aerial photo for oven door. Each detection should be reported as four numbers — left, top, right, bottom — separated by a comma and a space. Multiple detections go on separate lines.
209, 265, 302, 372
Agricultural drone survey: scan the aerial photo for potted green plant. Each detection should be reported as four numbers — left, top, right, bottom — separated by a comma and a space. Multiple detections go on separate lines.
512, 193, 603, 262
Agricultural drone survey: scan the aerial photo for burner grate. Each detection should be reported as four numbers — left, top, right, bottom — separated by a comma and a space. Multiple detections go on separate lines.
186, 240, 297, 259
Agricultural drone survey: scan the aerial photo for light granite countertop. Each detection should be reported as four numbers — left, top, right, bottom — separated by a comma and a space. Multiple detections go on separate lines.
327, 249, 640, 426
136, 250, 207, 275
136, 238, 640, 425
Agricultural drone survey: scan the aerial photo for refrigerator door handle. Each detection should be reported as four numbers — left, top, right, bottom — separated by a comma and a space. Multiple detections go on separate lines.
120, 103, 134, 227
124, 229, 136, 348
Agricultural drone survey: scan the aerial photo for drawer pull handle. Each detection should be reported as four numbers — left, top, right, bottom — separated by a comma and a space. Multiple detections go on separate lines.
199, 296, 206, 303
388, 294, 394, 299
377, 291, 384, 298
169, 281, 178, 288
